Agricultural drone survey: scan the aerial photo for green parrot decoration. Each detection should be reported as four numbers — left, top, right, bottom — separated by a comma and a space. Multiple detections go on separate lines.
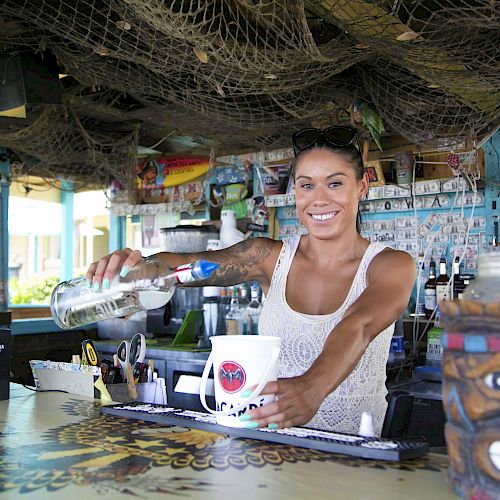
353, 98, 385, 151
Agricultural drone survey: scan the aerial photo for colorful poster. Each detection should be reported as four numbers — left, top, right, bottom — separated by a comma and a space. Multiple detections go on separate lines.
137, 156, 210, 189
137, 156, 209, 204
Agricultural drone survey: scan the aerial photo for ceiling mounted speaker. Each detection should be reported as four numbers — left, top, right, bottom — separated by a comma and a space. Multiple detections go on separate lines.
0, 49, 62, 118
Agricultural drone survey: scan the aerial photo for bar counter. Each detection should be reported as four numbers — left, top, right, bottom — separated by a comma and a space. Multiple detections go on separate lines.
0, 385, 456, 499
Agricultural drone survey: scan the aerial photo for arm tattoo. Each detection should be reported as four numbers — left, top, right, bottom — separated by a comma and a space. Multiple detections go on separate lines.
181, 238, 276, 287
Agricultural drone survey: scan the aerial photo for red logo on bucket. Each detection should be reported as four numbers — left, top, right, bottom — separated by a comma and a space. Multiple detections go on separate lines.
219, 361, 246, 393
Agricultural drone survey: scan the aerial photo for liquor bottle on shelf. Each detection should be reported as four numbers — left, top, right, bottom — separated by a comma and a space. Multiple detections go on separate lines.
388, 318, 405, 363
220, 287, 231, 317
246, 283, 263, 335
416, 252, 426, 316
424, 257, 437, 319
238, 284, 250, 309
436, 255, 451, 304
459, 274, 475, 300
225, 286, 245, 335
426, 306, 443, 367
452, 256, 461, 300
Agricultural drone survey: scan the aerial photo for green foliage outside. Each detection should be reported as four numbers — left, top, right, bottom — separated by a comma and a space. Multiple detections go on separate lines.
9, 276, 59, 304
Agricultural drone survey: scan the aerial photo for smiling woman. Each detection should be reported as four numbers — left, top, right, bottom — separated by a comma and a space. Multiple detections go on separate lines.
292, 126, 366, 235
254, 131, 415, 435
293, 146, 366, 238
86, 126, 416, 437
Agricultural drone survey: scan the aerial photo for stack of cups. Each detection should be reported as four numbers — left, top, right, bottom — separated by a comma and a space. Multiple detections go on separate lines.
202, 286, 225, 341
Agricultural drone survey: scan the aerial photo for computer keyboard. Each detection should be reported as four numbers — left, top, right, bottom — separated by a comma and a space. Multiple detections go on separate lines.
100, 402, 428, 461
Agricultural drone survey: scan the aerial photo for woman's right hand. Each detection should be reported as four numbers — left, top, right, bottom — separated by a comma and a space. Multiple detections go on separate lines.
86, 248, 143, 290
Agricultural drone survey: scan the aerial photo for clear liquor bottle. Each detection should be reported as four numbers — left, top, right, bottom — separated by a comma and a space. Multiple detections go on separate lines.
225, 286, 245, 335
220, 287, 231, 317
51, 259, 219, 329
238, 284, 250, 309
246, 283, 263, 335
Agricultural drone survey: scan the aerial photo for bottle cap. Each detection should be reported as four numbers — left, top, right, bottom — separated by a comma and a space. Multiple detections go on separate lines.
197, 260, 220, 278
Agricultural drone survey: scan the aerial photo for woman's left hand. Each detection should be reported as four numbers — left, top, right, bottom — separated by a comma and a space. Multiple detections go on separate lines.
241, 375, 325, 429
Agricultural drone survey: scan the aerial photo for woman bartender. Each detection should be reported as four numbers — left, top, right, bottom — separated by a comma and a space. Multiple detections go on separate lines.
87, 126, 416, 436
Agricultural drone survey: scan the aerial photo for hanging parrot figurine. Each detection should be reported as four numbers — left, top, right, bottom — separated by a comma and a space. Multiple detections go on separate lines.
353, 98, 385, 151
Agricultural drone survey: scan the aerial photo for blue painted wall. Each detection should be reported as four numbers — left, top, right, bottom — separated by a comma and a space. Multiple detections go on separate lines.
482, 132, 500, 246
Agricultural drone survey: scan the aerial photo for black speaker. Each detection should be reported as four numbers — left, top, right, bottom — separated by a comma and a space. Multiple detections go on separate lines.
384, 380, 446, 447
0, 49, 62, 114
0, 328, 11, 400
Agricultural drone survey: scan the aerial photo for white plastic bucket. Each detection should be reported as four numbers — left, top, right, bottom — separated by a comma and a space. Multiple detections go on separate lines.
199, 335, 280, 427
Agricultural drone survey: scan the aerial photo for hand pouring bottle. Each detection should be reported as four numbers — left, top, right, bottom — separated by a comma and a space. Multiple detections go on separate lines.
51, 259, 219, 329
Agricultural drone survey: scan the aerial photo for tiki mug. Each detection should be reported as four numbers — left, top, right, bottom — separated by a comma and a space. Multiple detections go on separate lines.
440, 300, 500, 500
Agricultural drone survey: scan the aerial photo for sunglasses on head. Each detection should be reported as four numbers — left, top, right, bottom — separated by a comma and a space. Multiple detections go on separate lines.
292, 125, 358, 156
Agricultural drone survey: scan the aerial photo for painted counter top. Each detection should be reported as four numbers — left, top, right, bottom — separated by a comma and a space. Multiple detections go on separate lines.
0, 385, 456, 499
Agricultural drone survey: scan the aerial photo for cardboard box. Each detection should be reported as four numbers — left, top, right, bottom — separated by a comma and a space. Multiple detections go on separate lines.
29, 360, 166, 404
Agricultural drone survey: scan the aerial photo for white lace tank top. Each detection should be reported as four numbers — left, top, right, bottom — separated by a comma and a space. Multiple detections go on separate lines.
259, 236, 394, 436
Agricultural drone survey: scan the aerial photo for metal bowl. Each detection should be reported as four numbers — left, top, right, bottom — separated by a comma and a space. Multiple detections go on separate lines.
159, 225, 219, 253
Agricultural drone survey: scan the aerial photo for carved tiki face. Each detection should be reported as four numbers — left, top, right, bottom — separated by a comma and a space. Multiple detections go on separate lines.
442, 338, 500, 499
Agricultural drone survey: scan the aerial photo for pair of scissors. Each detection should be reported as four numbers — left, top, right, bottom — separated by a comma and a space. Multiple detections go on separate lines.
81, 339, 100, 366
117, 333, 146, 381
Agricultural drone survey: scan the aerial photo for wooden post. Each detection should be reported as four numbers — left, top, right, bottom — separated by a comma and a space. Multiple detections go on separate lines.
363, 140, 370, 163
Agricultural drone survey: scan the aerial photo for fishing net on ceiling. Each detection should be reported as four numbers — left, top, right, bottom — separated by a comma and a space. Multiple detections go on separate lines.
0, 105, 139, 193
0, 0, 498, 188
